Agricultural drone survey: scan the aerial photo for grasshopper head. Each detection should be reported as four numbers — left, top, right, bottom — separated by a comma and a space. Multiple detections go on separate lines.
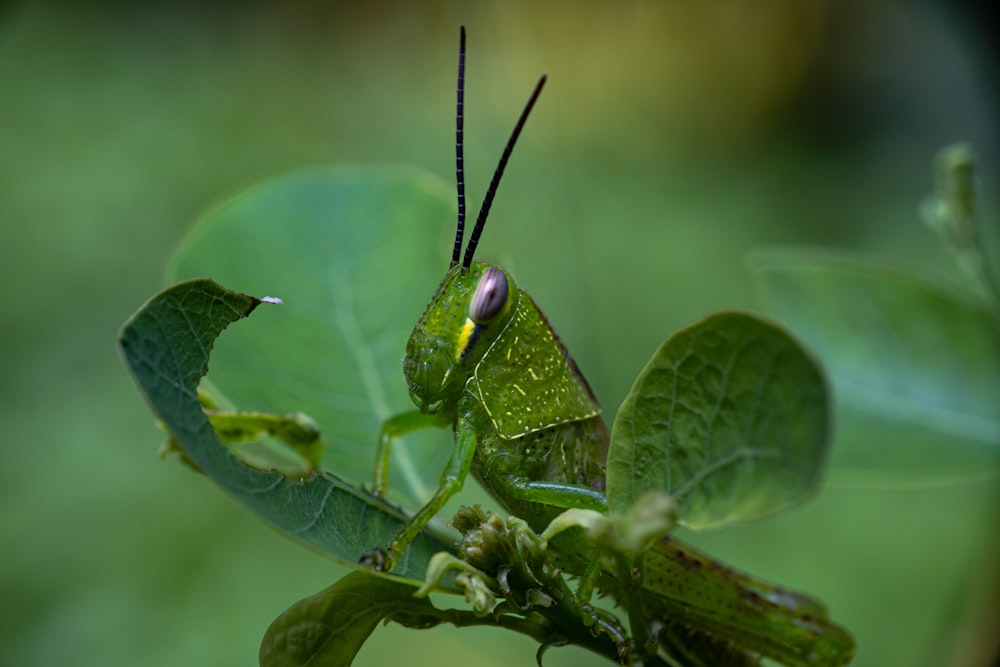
405, 30, 543, 416
404, 262, 517, 414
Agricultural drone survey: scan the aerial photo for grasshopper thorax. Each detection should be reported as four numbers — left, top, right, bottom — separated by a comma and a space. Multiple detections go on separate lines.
404, 262, 517, 414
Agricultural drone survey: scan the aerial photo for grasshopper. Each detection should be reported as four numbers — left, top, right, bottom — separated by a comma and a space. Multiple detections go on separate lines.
363, 27, 855, 667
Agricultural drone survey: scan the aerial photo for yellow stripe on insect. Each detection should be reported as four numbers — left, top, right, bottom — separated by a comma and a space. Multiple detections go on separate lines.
455, 318, 477, 361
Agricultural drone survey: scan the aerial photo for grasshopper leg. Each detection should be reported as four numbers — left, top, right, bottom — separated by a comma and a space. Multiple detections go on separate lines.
497, 477, 608, 512
372, 410, 449, 496
363, 416, 478, 572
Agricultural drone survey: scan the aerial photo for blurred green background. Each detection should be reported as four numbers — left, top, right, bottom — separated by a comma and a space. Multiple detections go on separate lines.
2, 1, 997, 665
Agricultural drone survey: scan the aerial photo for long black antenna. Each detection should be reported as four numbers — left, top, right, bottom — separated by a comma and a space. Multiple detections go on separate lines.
451, 27, 467, 267
461, 69, 547, 269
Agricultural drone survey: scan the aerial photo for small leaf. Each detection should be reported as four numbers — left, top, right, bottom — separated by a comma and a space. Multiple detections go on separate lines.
118, 278, 454, 582
750, 249, 1000, 481
168, 166, 456, 507
606, 311, 830, 528
260, 571, 443, 667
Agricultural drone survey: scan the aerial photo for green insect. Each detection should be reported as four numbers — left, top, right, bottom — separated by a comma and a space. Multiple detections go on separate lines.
364, 27, 854, 667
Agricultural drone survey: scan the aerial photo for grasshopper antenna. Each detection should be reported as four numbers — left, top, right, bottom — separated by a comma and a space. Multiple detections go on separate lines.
461, 71, 547, 269
451, 26, 467, 268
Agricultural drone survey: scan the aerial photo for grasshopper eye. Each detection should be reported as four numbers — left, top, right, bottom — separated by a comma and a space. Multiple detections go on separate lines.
469, 266, 509, 323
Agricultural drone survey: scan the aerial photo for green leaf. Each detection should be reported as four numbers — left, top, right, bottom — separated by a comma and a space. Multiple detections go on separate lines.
260, 571, 443, 667
167, 166, 456, 507
750, 249, 1000, 482
118, 278, 454, 582
606, 311, 830, 529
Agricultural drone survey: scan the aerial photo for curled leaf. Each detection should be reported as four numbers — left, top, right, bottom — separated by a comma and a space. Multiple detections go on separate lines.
118, 278, 454, 582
